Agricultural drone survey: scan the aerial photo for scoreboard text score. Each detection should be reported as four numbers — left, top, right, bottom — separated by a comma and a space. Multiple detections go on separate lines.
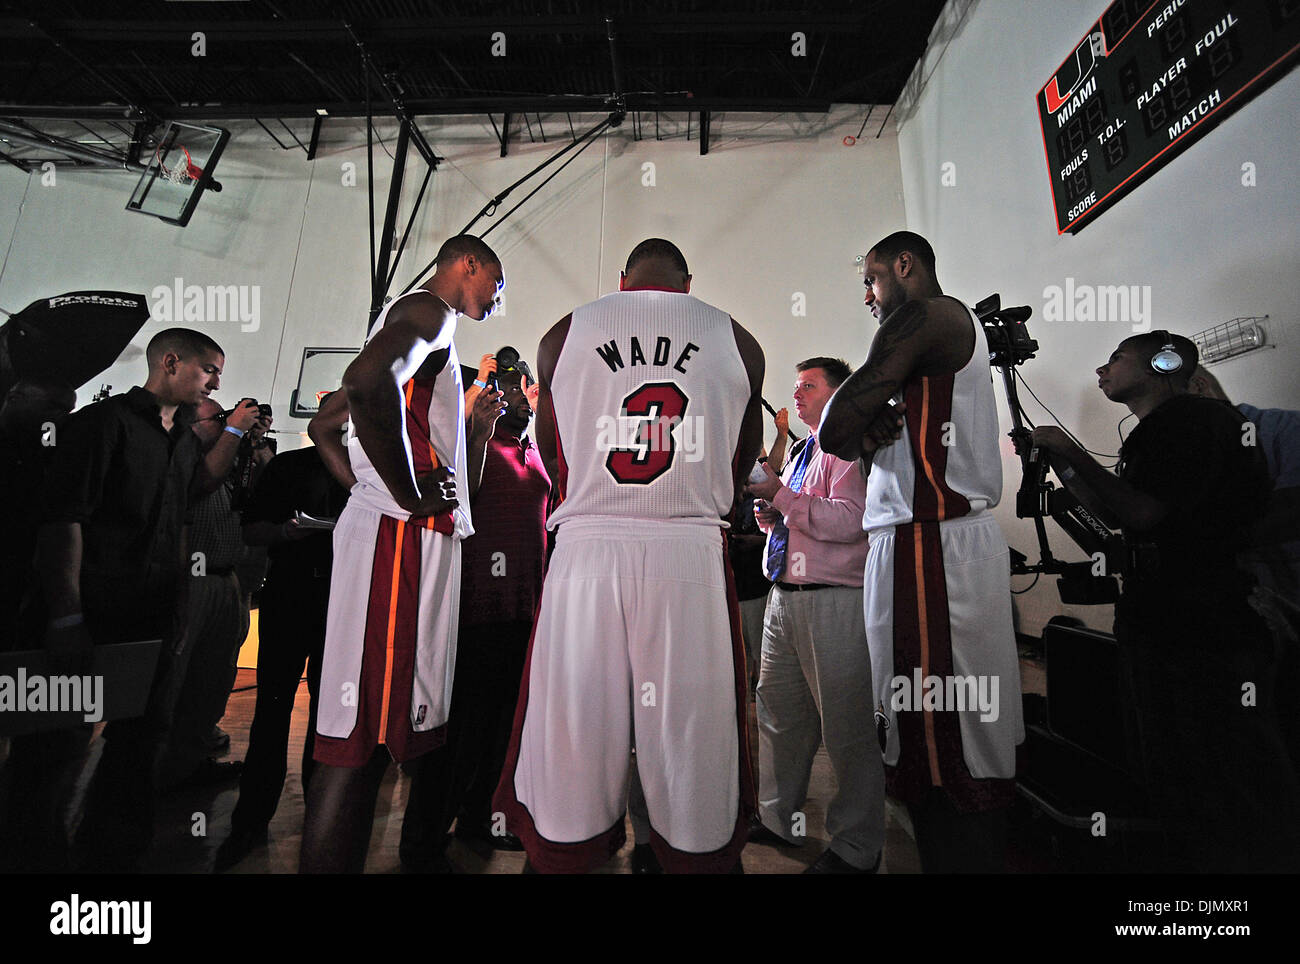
1038, 0, 1300, 234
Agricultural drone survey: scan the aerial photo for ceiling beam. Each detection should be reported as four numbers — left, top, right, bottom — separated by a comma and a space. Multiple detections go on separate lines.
0, 15, 878, 44
52, 96, 832, 121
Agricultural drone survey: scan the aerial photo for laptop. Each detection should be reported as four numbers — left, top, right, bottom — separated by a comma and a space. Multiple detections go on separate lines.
0, 639, 161, 736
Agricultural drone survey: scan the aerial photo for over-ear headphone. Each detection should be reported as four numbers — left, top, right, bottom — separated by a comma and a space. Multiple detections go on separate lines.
1149, 330, 1184, 375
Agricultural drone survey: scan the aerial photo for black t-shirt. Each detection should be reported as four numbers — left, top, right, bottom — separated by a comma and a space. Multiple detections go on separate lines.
1117, 394, 1269, 631
241, 446, 349, 582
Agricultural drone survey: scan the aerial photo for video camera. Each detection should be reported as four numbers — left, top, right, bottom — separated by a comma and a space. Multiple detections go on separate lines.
974, 294, 1039, 368
978, 293, 1123, 605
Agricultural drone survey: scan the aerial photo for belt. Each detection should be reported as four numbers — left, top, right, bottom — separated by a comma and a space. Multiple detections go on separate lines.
775, 581, 836, 592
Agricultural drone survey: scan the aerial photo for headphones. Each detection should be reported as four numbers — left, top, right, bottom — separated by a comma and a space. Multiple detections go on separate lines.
1149, 330, 1184, 375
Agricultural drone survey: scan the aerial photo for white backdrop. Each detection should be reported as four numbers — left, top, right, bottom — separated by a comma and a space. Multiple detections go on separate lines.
0, 107, 905, 443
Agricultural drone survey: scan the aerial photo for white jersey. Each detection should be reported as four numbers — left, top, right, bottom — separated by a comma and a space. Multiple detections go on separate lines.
344, 290, 473, 540
546, 289, 749, 528
864, 298, 1002, 531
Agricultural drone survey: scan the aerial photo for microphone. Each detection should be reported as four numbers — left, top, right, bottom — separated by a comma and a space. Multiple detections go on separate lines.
761, 397, 800, 442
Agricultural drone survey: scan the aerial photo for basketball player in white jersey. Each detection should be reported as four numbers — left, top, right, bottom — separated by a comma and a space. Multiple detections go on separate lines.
493, 239, 765, 873
819, 231, 1024, 873
299, 234, 505, 873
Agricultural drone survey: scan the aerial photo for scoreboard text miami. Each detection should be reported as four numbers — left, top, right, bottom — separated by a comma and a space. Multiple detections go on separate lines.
1038, 0, 1300, 234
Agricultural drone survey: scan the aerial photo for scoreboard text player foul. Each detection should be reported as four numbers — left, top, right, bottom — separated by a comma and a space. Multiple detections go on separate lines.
1038, 0, 1300, 234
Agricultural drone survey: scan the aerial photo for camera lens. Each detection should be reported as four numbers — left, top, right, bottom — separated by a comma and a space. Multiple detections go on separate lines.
495, 346, 520, 371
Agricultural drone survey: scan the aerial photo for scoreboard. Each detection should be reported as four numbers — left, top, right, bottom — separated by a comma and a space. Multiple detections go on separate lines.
1038, 0, 1300, 234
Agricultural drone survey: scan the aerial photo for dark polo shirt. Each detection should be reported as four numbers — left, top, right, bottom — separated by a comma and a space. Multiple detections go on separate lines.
459, 424, 552, 627
42, 386, 201, 634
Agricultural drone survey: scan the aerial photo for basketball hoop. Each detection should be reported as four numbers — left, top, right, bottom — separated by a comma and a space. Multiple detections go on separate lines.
157, 145, 204, 187
126, 121, 229, 226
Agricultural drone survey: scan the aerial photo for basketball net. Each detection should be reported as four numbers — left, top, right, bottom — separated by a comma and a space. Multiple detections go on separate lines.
158, 146, 204, 187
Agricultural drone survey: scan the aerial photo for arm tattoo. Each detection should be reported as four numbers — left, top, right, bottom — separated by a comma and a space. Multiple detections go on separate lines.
843, 301, 928, 415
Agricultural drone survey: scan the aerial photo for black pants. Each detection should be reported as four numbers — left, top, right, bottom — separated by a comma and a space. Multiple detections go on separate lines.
228, 575, 329, 834
400, 619, 530, 869
906, 789, 1009, 874
1117, 610, 1300, 872
71, 592, 178, 873
0, 724, 90, 872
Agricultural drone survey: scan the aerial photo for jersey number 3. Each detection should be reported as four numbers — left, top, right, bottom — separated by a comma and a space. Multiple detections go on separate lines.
605, 382, 690, 485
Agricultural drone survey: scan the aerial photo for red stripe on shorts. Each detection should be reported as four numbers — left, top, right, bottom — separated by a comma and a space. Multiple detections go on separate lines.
491, 580, 628, 873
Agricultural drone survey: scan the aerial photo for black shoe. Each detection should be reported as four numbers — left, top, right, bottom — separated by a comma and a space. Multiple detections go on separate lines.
213, 824, 268, 873
454, 819, 524, 851
802, 848, 880, 874
204, 727, 231, 754
400, 852, 456, 874
176, 758, 244, 790
748, 816, 799, 848
489, 831, 524, 852
631, 843, 663, 874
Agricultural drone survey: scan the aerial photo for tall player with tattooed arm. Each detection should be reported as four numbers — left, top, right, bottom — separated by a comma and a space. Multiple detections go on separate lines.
819, 231, 1023, 873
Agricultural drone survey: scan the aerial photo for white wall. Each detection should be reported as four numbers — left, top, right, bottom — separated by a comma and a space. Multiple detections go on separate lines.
895, 0, 1300, 633
6, 3, 1289, 635
0, 107, 905, 451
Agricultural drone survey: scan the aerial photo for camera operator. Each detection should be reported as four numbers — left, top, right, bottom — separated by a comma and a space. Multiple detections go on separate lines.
1031, 331, 1300, 871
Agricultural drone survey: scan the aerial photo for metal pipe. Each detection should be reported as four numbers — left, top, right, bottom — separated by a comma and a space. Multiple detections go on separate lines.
0, 123, 142, 170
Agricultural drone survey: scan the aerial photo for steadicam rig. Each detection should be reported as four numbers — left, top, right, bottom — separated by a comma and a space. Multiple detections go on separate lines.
977, 294, 1123, 604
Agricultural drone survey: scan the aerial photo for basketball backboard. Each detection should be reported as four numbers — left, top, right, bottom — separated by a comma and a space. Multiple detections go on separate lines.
288, 347, 359, 418
125, 121, 230, 227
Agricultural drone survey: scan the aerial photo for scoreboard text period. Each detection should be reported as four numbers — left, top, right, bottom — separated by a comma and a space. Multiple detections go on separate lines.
1038, 0, 1300, 234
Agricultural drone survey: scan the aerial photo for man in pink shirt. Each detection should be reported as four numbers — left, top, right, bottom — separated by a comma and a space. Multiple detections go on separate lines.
746, 357, 886, 873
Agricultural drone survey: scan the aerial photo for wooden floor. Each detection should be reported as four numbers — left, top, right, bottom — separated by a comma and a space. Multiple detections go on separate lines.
0, 650, 1066, 874
123, 668, 922, 874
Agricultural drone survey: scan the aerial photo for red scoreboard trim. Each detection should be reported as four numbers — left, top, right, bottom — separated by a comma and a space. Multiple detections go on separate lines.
1037, 1, 1300, 235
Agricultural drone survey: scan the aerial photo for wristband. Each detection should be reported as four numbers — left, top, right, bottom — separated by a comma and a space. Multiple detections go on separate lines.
473, 379, 488, 388
224, 425, 246, 438
50, 613, 84, 629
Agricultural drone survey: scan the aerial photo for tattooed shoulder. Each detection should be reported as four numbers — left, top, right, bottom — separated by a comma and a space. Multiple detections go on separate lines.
879, 300, 929, 342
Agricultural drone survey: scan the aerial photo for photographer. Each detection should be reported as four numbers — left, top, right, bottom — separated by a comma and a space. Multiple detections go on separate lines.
1031, 331, 1300, 871
400, 348, 550, 870
31, 328, 251, 871
157, 394, 265, 790
216, 408, 350, 871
